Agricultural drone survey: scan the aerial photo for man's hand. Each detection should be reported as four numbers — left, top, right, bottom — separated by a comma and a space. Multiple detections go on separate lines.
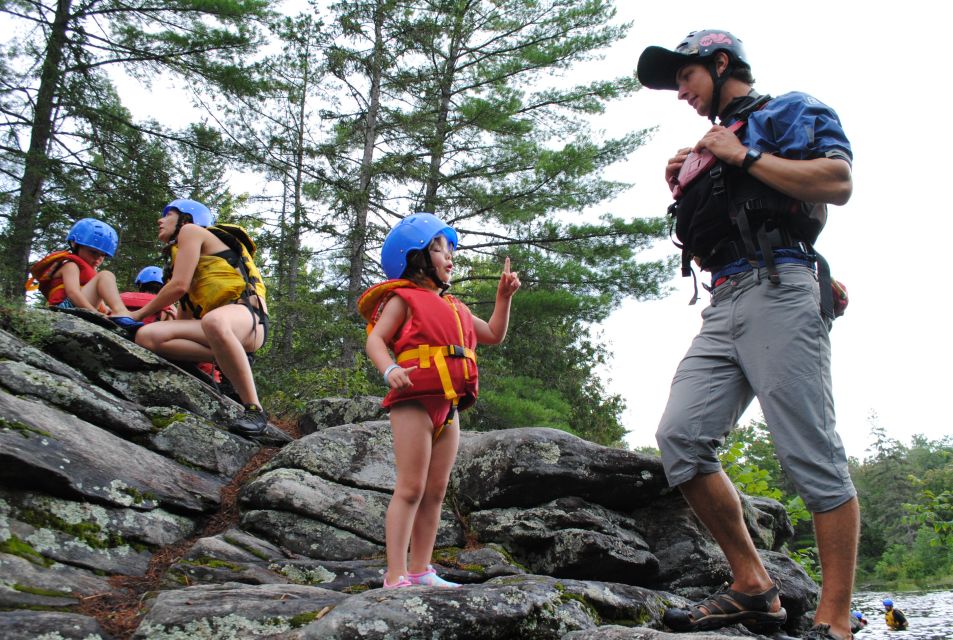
694, 125, 747, 166
665, 147, 693, 191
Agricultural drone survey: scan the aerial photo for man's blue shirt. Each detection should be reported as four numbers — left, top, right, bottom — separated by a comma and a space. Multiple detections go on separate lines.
729, 91, 852, 163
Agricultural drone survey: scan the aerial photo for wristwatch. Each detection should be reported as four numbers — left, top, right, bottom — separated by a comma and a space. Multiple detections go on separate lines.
742, 148, 763, 171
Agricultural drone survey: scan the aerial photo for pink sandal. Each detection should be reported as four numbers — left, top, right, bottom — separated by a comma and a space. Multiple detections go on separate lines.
407, 565, 461, 588
383, 575, 412, 589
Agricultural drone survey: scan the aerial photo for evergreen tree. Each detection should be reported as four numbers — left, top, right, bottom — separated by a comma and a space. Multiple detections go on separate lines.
0, 0, 273, 297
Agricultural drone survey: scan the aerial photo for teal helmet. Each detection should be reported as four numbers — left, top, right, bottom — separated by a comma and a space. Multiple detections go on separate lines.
381, 212, 458, 280
163, 199, 213, 227
134, 266, 164, 286
66, 218, 119, 257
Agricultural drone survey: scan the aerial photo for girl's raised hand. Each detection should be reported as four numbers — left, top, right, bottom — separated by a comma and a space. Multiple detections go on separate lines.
497, 257, 521, 299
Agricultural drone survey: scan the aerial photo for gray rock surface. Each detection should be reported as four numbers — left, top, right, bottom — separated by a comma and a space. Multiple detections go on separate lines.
0, 308, 816, 639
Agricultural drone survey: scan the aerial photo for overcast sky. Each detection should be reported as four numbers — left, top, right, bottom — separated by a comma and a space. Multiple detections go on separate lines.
593, 1, 951, 459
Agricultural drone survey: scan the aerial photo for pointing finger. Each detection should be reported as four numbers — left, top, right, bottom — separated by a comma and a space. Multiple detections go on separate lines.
503, 257, 511, 274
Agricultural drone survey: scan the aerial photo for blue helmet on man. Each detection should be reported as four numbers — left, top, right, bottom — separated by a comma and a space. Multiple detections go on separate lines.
882, 599, 893, 607
66, 218, 119, 257
163, 199, 213, 227
134, 266, 164, 286
381, 212, 458, 280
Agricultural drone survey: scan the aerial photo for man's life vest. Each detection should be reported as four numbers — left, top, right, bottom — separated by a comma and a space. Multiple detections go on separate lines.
171, 224, 267, 319
669, 94, 836, 317
885, 608, 908, 630
26, 250, 97, 306
119, 291, 174, 325
358, 280, 479, 434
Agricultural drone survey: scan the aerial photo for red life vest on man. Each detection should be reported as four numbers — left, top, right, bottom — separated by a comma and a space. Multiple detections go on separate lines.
27, 251, 98, 306
358, 279, 479, 416
119, 291, 175, 325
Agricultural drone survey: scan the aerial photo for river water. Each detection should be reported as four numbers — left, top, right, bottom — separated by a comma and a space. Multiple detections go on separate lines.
851, 590, 953, 639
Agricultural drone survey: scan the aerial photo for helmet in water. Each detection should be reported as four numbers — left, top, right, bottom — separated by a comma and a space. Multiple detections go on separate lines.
637, 30, 750, 122
66, 218, 119, 257
883, 599, 893, 607
134, 266, 164, 286
163, 199, 213, 227
381, 212, 458, 280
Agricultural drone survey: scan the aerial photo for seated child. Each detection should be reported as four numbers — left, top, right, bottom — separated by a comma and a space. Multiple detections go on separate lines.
28, 218, 141, 329
120, 266, 177, 324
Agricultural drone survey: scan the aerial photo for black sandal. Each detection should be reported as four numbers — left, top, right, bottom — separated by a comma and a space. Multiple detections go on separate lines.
663, 582, 787, 632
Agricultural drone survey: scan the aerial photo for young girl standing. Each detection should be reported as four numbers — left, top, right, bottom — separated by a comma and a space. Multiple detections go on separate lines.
359, 212, 520, 589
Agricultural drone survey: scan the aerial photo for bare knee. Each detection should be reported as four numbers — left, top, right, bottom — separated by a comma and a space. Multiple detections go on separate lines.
200, 314, 231, 343
392, 480, 426, 508
135, 327, 160, 351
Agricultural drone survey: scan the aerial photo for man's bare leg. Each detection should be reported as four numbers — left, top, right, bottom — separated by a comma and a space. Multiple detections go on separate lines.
812, 497, 859, 639
679, 470, 780, 609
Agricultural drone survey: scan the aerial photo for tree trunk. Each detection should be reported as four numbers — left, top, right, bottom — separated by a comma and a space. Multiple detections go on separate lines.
2, 0, 73, 298
341, 0, 387, 365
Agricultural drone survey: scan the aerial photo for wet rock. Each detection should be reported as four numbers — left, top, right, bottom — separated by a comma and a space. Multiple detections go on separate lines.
450, 427, 670, 512
0, 388, 223, 514
0, 359, 155, 436
133, 582, 347, 640
299, 396, 386, 435
0, 610, 113, 639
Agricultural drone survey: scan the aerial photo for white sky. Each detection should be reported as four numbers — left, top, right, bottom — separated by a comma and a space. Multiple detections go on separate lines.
111, 0, 951, 460
594, 1, 952, 459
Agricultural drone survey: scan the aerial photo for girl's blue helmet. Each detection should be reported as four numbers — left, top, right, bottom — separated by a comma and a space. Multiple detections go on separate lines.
135, 266, 164, 286
163, 199, 213, 227
381, 213, 458, 279
66, 218, 119, 257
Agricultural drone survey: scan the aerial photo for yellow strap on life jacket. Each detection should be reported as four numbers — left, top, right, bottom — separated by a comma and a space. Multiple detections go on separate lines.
396, 344, 476, 403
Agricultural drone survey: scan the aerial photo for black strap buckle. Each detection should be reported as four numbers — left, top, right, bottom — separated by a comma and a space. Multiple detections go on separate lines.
448, 345, 466, 358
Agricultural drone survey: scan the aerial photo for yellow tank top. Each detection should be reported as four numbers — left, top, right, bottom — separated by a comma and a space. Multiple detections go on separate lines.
171, 242, 266, 318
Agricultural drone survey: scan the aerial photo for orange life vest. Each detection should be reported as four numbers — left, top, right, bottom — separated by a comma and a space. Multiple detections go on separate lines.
27, 251, 97, 306
358, 280, 479, 431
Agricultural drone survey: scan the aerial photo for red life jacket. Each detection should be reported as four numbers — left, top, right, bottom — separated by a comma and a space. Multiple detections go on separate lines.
358, 280, 479, 415
119, 291, 174, 325
27, 251, 97, 306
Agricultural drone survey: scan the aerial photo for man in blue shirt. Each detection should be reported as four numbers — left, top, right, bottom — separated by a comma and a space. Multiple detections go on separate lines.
637, 30, 859, 640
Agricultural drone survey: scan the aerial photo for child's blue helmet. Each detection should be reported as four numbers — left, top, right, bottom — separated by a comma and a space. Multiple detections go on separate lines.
163, 199, 213, 227
134, 266, 164, 286
66, 218, 119, 257
381, 212, 458, 279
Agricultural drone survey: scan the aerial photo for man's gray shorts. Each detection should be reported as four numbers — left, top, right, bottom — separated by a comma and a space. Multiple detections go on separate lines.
655, 263, 856, 513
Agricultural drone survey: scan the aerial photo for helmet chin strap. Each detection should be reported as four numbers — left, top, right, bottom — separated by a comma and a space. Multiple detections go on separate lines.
423, 251, 450, 295
705, 57, 731, 123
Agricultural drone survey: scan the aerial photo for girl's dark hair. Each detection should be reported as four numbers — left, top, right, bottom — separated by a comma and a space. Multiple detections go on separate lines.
139, 281, 163, 295
400, 249, 430, 284
161, 211, 194, 279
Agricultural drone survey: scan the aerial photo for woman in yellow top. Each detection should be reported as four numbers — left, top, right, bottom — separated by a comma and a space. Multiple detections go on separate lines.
129, 199, 270, 438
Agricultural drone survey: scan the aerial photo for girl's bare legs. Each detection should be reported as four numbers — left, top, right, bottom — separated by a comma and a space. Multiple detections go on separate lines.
80, 272, 131, 315
384, 402, 432, 585
408, 413, 460, 573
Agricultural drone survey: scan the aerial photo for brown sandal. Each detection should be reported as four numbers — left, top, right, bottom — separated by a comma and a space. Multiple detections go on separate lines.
663, 583, 787, 632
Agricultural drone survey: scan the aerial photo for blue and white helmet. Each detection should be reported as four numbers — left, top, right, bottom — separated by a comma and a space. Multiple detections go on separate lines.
134, 265, 164, 286
163, 199, 213, 227
66, 218, 119, 257
381, 213, 458, 280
